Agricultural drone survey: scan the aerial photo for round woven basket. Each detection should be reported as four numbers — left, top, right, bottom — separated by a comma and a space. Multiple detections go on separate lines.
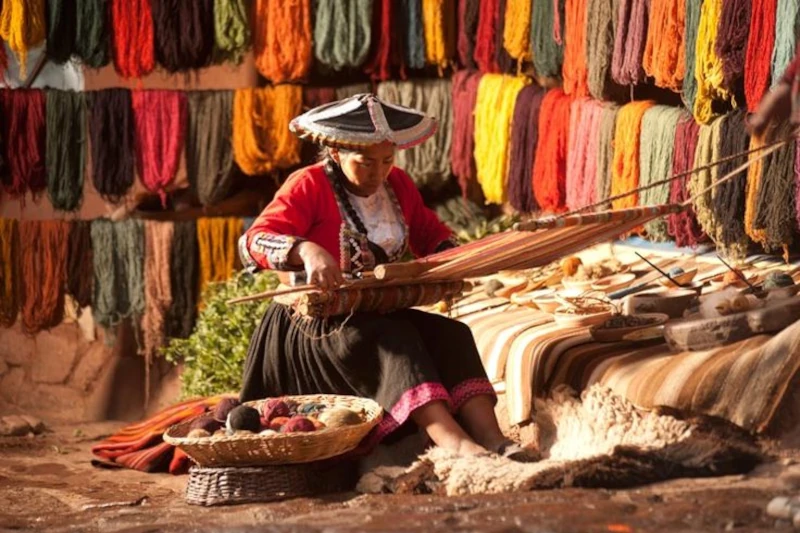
185, 460, 358, 506
164, 394, 383, 467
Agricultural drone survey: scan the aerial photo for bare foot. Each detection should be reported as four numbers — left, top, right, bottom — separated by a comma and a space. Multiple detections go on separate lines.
456, 439, 489, 456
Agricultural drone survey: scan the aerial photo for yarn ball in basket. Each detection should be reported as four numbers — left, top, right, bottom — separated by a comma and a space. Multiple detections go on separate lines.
187, 428, 211, 439
268, 416, 291, 431
318, 408, 363, 428
280, 416, 316, 433
212, 397, 241, 423
298, 402, 326, 415
190, 415, 222, 434
226, 405, 261, 434
764, 272, 794, 289
260, 399, 290, 423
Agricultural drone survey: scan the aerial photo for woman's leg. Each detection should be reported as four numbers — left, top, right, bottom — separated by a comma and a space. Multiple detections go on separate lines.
410, 400, 487, 455
456, 395, 508, 451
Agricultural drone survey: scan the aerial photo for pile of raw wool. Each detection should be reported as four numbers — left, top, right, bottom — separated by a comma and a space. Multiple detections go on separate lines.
357, 385, 761, 496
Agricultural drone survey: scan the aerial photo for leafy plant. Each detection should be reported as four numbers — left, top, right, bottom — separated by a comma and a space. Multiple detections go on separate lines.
163, 270, 279, 399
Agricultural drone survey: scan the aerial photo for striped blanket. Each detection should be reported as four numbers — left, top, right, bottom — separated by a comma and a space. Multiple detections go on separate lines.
452, 290, 800, 436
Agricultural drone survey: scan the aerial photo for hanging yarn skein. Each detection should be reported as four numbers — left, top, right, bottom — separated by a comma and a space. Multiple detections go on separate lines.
532, 89, 572, 212
772, 0, 800, 87
402, 0, 426, 69
693, 0, 734, 124
46, 0, 78, 64
610, 100, 655, 210
450, 70, 482, 197
0, 219, 20, 327
493, 0, 516, 73
88, 89, 136, 203
197, 217, 243, 298
46, 90, 86, 212
110, 0, 155, 78
667, 116, 705, 246
142, 220, 174, 365
421, 0, 454, 70
642, 0, 686, 92
67, 220, 93, 310
0, 0, 46, 77
562, 0, 589, 96
711, 111, 751, 256
166, 220, 198, 339
151, 0, 214, 72
715, 0, 750, 91
314, 0, 373, 70
254, 0, 312, 82
566, 99, 604, 211
472, 74, 529, 204
232, 85, 302, 176
473, 0, 499, 72
744, 134, 768, 244
2, 89, 47, 198
611, 0, 649, 85
688, 117, 724, 238
744, 0, 779, 111
752, 123, 796, 256
586, 0, 620, 99
503, 0, 532, 62
638, 106, 684, 240
595, 103, 620, 207
19, 220, 69, 334
335, 83, 372, 101
457, 0, 479, 69
364, 0, 406, 80
507, 85, 544, 213
682, 0, 703, 111
796, 137, 800, 229
186, 91, 235, 207
74, 0, 110, 68
531, 0, 564, 78
132, 90, 187, 206
213, 0, 250, 63
377, 79, 453, 190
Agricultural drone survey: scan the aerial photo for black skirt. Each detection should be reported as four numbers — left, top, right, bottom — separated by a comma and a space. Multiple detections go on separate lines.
240, 303, 496, 447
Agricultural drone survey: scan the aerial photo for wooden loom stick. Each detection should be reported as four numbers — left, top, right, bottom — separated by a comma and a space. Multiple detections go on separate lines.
374, 261, 447, 280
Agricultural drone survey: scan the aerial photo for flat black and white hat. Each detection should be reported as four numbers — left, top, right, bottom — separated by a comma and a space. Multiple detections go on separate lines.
289, 93, 438, 150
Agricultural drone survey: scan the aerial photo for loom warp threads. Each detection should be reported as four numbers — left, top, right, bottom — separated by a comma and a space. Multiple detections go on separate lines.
254, 0, 313, 83
0, 218, 20, 327
611, 100, 655, 210
472, 74, 529, 204
20, 220, 69, 334
89, 88, 136, 203
314, 0, 372, 70
377, 79, 453, 191
46, 90, 86, 212
186, 91, 235, 207
232, 85, 302, 176
132, 90, 187, 205
532, 89, 572, 212
110, 0, 155, 78
152, 0, 214, 72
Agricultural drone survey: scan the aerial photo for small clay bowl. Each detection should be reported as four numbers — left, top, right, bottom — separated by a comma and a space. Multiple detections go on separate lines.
591, 273, 636, 293
553, 306, 615, 327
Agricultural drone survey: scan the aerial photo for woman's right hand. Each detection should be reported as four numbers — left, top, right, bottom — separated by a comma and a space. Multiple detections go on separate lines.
296, 242, 344, 290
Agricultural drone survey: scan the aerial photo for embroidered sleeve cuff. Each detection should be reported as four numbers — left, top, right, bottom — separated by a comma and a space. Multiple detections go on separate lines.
240, 232, 305, 272
434, 235, 460, 253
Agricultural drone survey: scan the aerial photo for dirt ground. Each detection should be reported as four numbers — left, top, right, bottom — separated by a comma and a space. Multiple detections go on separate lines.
2, 423, 799, 533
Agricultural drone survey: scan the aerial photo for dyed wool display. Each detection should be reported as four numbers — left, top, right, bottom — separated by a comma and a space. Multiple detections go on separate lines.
572, 101, 605, 210
46, 0, 77, 64
507, 85, 544, 213
0, 219, 19, 327
151, 0, 214, 72
715, 0, 751, 91
472, 74, 529, 204
693, 0, 733, 124
254, 0, 312, 82
473, 0, 498, 72
232, 85, 302, 176
772, 0, 800, 86
132, 90, 187, 205
595, 104, 620, 208
612, 0, 649, 85
745, 134, 768, 244
493, 0, 515, 73
364, 0, 406, 81
503, 0, 531, 62
457, 0, 479, 68
562, 0, 589, 97
667, 116, 705, 246
197, 218, 243, 297
67, 220, 93, 310
186, 91, 235, 207
753, 124, 796, 256
110, 0, 155, 78
88, 88, 136, 203
166, 221, 198, 339
610, 100, 655, 210
450, 70, 482, 197
565, 98, 592, 210
314, 0, 372, 70
142, 221, 174, 364
532, 89, 572, 212
586, 0, 621, 99
638, 106, 683, 240
46, 90, 86, 212
0, 0, 46, 77
688, 118, 723, 239
19, 220, 69, 334
377, 79, 453, 190
403, 0, 426, 69
74, 0, 110, 67
421, 0, 454, 70
642, 0, 685, 91
744, 0, 778, 111
2, 89, 46, 198
335, 83, 373, 101
531, 0, 564, 78
682, 0, 703, 111
213, 0, 250, 63
711, 111, 751, 255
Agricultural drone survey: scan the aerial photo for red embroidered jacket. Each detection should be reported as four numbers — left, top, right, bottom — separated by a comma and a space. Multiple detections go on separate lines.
239, 163, 455, 273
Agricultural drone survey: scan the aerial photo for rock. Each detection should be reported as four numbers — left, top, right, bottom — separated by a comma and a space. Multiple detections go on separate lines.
70, 343, 112, 392
0, 415, 32, 436
0, 367, 25, 402
0, 328, 35, 365
31, 328, 80, 385
19, 415, 45, 434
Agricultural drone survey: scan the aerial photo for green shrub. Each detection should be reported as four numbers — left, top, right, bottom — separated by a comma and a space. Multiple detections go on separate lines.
163, 270, 279, 399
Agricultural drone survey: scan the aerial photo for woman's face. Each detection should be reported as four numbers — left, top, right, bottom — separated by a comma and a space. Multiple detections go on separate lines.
332, 143, 396, 197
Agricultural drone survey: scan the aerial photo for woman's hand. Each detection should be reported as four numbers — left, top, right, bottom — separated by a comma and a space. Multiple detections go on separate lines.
296, 242, 344, 290
746, 82, 793, 137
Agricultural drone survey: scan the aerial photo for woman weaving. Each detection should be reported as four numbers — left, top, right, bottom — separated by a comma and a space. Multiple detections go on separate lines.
238, 94, 531, 460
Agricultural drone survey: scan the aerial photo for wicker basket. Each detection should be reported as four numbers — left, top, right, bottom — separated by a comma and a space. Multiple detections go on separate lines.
164, 394, 382, 467
185, 460, 358, 506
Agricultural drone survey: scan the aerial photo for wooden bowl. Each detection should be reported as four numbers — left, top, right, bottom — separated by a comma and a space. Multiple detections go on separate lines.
592, 273, 636, 293
590, 313, 669, 342
657, 268, 698, 288
532, 294, 562, 314
561, 277, 595, 291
